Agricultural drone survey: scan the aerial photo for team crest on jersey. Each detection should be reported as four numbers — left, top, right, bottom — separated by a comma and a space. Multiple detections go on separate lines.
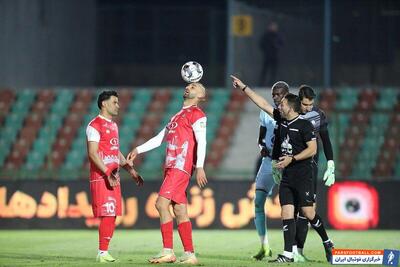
110, 138, 119, 150
281, 135, 293, 155
110, 138, 118, 146
167, 122, 178, 130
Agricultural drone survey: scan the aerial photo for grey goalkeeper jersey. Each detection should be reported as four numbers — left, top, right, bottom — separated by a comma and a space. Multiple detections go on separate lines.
300, 106, 328, 134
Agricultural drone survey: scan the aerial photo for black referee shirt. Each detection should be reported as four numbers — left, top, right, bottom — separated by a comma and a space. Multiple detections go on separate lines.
273, 108, 316, 169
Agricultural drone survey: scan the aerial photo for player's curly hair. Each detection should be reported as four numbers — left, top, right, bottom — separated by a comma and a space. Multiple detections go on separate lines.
97, 90, 118, 109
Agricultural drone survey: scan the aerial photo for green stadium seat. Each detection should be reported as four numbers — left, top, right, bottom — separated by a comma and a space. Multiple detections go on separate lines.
171, 89, 183, 100
128, 89, 152, 113
335, 88, 359, 109
352, 112, 390, 180
140, 143, 166, 176
166, 100, 182, 113
25, 151, 45, 170
65, 150, 85, 166
24, 89, 75, 171
0, 89, 37, 168
375, 88, 398, 109
1, 125, 19, 142
212, 89, 230, 99
120, 124, 139, 139
122, 112, 142, 126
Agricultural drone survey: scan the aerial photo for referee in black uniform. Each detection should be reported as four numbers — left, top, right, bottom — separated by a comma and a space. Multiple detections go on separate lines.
230, 75, 334, 263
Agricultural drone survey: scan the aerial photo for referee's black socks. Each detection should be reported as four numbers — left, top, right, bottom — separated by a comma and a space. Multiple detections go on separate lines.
282, 219, 296, 255
295, 213, 309, 249
309, 214, 329, 242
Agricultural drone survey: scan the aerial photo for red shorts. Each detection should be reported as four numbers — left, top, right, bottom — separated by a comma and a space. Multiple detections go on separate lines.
159, 168, 191, 204
90, 178, 122, 217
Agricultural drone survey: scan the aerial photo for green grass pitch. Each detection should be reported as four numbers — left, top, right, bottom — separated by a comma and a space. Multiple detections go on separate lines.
0, 230, 398, 266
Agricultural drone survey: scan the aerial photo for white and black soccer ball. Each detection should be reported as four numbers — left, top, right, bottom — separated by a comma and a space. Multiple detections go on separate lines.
181, 61, 203, 83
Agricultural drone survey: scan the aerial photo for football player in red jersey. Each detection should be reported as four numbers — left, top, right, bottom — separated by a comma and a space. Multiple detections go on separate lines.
86, 90, 143, 263
127, 83, 208, 264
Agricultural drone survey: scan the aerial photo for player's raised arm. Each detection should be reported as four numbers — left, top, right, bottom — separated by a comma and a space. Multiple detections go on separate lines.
126, 127, 167, 164
230, 75, 274, 116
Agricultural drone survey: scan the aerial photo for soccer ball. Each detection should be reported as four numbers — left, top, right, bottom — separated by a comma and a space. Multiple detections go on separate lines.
181, 61, 203, 83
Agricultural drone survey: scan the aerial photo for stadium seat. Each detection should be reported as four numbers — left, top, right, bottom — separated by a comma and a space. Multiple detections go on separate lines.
0, 89, 15, 127
2, 90, 42, 169
318, 89, 336, 111
375, 88, 398, 110
2, 87, 399, 181
335, 88, 359, 109
47, 90, 92, 170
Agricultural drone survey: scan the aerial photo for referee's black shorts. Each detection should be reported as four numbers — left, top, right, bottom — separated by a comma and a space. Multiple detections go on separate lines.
279, 165, 314, 207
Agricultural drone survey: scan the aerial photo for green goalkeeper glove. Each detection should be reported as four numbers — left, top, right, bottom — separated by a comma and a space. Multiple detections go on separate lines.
271, 160, 282, 185
323, 160, 335, 186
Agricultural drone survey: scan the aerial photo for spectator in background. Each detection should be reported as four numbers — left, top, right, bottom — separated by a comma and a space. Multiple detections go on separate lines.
259, 22, 284, 86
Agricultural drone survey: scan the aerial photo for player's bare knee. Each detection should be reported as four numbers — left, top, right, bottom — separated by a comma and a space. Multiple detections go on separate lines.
173, 204, 187, 219
301, 206, 315, 220
155, 199, 168, 212
281, 205, 295, 220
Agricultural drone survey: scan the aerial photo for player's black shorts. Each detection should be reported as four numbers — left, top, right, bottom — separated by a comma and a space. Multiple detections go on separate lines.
279, 164, 314, 207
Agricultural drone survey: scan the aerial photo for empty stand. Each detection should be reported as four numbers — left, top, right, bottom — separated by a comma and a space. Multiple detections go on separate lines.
2, 90, 38, 169
47, 90, 92, 171
1, 87, 399, 180
338, 89, 377, 178
206, 89, 246, 168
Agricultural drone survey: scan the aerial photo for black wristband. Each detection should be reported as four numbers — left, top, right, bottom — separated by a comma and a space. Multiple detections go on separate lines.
291, 156, 297, 163
242, 85, 248, 91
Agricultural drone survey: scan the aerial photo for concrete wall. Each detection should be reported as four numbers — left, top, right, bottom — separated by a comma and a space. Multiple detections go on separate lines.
0, 0, 96, 88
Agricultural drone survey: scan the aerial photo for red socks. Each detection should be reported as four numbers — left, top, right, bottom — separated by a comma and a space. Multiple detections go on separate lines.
178, 221, 194, 252
160, 220, 194, 252
99, 216, 116, 251
161, 221, 173, 249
